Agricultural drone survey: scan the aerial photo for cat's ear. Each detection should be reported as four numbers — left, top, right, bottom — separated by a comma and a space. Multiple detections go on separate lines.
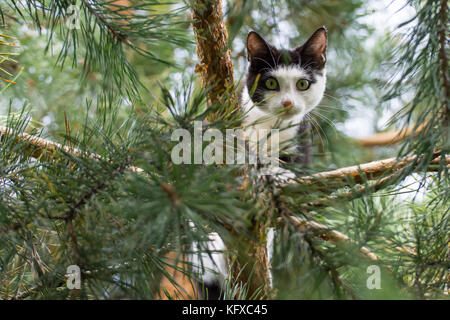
297, 27, 327, 69
247, 31, 272, 62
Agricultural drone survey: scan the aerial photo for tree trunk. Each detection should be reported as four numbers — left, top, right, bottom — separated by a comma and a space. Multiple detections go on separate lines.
190, 0, 271, 298
191, 0, 236, 119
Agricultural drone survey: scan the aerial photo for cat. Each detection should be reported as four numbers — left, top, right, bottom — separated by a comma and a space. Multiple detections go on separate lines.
193, 27, 328, 299
241, 26, 327, 175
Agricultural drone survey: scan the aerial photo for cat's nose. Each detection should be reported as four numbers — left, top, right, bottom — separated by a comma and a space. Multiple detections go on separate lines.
282, 100, 293, 108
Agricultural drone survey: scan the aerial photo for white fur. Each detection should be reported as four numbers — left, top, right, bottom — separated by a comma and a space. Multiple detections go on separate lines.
190, 232, 228, 284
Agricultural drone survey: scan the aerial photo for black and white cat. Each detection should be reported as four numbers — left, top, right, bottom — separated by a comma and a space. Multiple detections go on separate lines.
242, 27, 327, 172
193, 27, 328, 299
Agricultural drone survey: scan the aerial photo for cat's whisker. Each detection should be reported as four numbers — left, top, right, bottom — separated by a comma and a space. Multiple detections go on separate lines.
306, 113, 328, 147
307, 117, 325, 148
319, 103, 342, 111
276, 53, 282, 67
313, 113, 330, 143
316, 104, 345, 112
302, 61, 315, 70
323, 93, 342, 102
310, 110, 337, 134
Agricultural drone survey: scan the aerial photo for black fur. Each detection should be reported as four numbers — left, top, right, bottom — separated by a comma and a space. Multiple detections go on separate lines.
279, 121, 312, 166
198, 281, 222, 300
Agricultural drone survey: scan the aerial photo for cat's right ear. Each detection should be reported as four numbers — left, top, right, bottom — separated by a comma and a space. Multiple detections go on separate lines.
297, 27, 328, 69
247, 31, 272, 62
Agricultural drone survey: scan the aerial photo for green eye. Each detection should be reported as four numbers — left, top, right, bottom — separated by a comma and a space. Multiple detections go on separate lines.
296, 79, 310, 91
264, 77, 279, 90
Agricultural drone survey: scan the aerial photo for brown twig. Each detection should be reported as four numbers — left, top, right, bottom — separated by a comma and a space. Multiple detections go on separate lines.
0, 126, 142, 172
81, 0, 128, 42
298, 173, 399, 209
0, 125, 99, 161
278, 216, 379, 262
292, 153, 448, 187
355, 122, 428, 147
66, 218, 81, 264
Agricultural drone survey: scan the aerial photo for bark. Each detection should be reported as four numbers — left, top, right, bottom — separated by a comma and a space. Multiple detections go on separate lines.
292, 153, 448, 187
227, 224, 272, 299
191, 0, 236, 117
438, 0, 449, 148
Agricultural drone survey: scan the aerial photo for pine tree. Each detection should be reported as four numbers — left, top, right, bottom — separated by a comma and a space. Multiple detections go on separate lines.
0, 0, 448, 300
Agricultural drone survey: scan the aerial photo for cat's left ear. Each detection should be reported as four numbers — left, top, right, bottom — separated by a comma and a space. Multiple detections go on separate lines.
297, 27, 327, 69
247, 31, 273, 62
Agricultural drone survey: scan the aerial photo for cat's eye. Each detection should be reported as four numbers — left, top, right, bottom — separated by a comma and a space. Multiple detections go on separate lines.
264, 77, 279, 90
296, 79, 310, 91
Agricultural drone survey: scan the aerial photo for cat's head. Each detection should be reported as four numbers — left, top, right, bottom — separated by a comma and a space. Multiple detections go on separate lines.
246, 27, 327, 121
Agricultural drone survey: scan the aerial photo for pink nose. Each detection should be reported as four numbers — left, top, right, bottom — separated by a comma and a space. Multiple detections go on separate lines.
282, 100, 293, 107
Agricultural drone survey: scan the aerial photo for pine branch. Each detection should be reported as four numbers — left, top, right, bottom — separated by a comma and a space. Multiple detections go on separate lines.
3, 125, 449, 190
2, 123, 449, 207
81, 0, 128, 42
0, 126, 142, 172
298, 173, 399, 209
0, 125, 98, 160
66, 218, 81, 265
62, 160, 130, 265
291, 153, 448, 188
355, 122, 428, 147
278, 216, 379, 262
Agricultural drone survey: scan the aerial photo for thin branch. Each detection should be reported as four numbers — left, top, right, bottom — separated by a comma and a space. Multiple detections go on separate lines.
0, 125, 98, 160
330, 268, 357, 299
278, 216, 379, 262
299, 173, 399, 209
66, 218, 81, 264
292, 153, 448, 187
8, 286, 38, 300
355, 122, 428, 147
0, 126, 142, 172
81, 0, 128, 42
